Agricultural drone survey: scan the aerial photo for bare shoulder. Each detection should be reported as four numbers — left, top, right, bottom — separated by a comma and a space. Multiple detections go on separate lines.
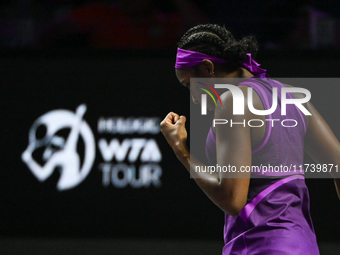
280, 83, 313, 129
282, 83, 307, 99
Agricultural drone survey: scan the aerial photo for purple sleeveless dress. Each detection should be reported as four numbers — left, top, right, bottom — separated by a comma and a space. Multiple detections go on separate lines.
205, 75, 320, 254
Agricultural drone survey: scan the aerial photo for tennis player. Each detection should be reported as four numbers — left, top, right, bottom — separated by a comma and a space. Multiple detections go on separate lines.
161, 24, 340, 254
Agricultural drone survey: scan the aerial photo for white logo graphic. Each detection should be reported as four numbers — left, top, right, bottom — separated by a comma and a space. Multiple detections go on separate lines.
22, 104, 96, 191
201, 84, 311, 116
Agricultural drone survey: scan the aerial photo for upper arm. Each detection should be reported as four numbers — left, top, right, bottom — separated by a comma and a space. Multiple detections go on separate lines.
304, 101, 340, 178
214, 86, 252, 214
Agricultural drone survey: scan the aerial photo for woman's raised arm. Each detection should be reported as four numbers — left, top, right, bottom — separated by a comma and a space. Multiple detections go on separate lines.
160, 87, 252, 215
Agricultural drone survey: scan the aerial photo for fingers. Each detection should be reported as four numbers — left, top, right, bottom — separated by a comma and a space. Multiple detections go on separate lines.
161, 112, 179, 125
176, 115, 186, 125
160, 112, 186, 129
173, 114, 179, 124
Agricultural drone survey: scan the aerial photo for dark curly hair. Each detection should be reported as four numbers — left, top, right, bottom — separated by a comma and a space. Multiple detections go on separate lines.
177, 24, 258, 71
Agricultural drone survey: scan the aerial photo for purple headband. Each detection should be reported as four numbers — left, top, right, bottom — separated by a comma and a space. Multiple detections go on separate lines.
175, 48, 266, 76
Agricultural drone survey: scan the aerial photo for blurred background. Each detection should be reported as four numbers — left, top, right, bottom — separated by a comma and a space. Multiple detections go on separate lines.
1, 0, 340, 49
1, 0, 340, 254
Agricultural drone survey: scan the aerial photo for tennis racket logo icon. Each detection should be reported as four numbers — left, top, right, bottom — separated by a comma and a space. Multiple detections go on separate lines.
21, 104, 96, 191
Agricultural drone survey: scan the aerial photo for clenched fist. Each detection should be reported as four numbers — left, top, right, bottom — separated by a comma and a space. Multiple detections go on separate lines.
160, 112, 188, 155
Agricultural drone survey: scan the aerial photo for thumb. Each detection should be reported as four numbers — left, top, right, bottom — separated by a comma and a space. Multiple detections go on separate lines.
176, 115, 187, 125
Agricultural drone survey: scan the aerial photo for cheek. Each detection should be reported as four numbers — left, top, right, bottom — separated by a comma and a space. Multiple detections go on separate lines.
190, 87, 203, 99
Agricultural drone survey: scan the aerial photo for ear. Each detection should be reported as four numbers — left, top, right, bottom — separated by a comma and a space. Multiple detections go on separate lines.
199, 59, 215, 76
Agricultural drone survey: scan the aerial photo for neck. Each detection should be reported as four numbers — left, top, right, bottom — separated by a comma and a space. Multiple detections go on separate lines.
221, 67, 253, 78
213, 67, 254, 85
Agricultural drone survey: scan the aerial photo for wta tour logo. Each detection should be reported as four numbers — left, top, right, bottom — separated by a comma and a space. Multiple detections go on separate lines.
21, 104, 96, 191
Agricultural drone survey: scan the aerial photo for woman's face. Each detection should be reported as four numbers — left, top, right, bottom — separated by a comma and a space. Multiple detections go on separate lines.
175, 67, 216, 110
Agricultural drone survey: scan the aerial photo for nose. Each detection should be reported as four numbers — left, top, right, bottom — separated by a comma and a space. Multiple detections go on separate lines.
191, 94, 199, 104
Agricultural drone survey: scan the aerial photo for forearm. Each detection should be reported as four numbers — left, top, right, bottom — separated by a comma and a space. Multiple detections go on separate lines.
160, 113, 247, 215
174, 147, 241, 215
174, 143, 219, 179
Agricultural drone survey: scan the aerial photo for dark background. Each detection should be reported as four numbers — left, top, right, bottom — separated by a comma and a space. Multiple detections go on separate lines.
1, 50, 340, 255
1, 0, 340, 254
1, 0, 340, 50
